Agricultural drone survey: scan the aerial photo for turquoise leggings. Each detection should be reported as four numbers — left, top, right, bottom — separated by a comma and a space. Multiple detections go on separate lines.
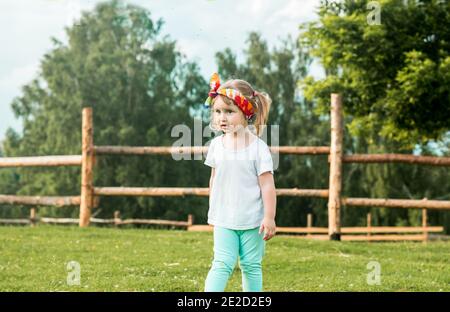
204, 225, 266, 292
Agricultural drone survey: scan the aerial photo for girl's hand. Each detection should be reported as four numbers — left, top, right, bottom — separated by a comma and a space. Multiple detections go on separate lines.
259, 218, 276, 241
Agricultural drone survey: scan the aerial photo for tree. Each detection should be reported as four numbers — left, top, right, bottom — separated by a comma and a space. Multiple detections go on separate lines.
1, 0, 209, 221
300, 0, 450, 232
301, 0, 450, 148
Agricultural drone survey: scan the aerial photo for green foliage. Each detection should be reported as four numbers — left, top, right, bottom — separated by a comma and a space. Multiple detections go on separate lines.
385, 51, 450, 137
301, 0, 450, 145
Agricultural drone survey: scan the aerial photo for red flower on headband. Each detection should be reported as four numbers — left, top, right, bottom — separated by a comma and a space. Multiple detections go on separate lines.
204, 73, 256, 120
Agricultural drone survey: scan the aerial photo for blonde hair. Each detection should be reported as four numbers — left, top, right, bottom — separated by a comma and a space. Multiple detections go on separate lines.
209, 79, 272, 137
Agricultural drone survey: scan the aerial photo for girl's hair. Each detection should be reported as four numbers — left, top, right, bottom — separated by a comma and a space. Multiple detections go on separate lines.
210, 79, 272, 137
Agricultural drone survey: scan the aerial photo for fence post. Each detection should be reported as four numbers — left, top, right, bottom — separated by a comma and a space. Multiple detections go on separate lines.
114, 210, 121, 227
306, 213, 312, 238
422, 208, 428, 243
30, 208, 36, 227
80, 107, 94, 227
367, 212, 372, 242
328, 93, 343, 241
187, 214, 194, 230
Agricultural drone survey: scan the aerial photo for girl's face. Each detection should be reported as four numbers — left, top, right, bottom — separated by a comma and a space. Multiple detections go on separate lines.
212, 96, 247, 134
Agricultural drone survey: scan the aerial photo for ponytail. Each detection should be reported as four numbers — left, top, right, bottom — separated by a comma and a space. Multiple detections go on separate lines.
252, 91, 272, 137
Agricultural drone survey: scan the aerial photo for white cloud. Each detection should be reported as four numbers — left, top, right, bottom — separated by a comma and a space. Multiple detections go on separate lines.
0, 62, 39, 140
267, 0, 319, 23
0, 63, 40, 90
0, 0, 97, 139
176, 38, 209, 60
236, 0, 267, 15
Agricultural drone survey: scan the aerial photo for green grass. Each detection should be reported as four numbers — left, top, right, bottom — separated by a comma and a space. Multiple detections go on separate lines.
0, 225, 448, 291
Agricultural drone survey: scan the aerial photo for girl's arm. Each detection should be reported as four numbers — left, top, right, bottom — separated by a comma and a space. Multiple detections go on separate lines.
258, 172, 277, 241
209, 168, 215, 192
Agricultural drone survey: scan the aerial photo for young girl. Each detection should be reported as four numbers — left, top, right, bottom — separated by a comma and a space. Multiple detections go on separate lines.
203, 73, 277, 292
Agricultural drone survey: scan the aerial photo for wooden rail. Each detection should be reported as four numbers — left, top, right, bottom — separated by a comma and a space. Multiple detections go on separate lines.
0, 195, 81, 206
0, 210, 193, 228
342, 197, 450, 210
92, 187, 330, 198
341, 154, 450, 166
94, 145, 330, 155
0, 155, 81, 167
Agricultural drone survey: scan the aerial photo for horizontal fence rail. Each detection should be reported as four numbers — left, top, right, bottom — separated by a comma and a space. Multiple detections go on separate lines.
0, 195, 81, 206
0, 209, 193, 228
94, 146, 331, 155
94, 187, 210, 197
0, 218, 191, 226
187, 225, 443, 234
342, 197, 450, 210
340, 154, 450, 166
306, 235, 430, 241
2, 152, 449, 167
92, 187, 330, 198
0, 155, 82, 167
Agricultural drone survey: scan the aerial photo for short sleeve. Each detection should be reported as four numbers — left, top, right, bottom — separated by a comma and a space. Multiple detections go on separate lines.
204, 139, 216, 168
256, 142, 274, 176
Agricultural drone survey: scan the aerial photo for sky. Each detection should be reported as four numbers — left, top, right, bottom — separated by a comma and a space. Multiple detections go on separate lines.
0, 0, 323, 142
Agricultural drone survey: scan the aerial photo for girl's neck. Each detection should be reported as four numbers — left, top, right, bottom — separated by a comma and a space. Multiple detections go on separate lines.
224, 126, 250, 140
222, 126, 256, 151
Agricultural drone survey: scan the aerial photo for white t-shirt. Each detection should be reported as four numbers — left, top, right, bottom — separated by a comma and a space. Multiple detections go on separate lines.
204, 133, 274, 230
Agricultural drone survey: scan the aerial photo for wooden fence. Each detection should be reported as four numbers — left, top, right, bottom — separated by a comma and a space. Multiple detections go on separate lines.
1, 209, 442, 242
1, 94, 449, 241
0, 208, 193, 228
188, 211, 444, 242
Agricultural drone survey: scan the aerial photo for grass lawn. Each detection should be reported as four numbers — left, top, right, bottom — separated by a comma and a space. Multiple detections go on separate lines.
0, 225, 448, 292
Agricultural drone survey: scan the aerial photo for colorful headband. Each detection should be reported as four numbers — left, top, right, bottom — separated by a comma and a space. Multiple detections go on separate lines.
204, 73, 256, 120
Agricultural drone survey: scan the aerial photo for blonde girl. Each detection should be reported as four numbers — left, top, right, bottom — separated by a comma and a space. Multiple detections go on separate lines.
203, 73, 276, 292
